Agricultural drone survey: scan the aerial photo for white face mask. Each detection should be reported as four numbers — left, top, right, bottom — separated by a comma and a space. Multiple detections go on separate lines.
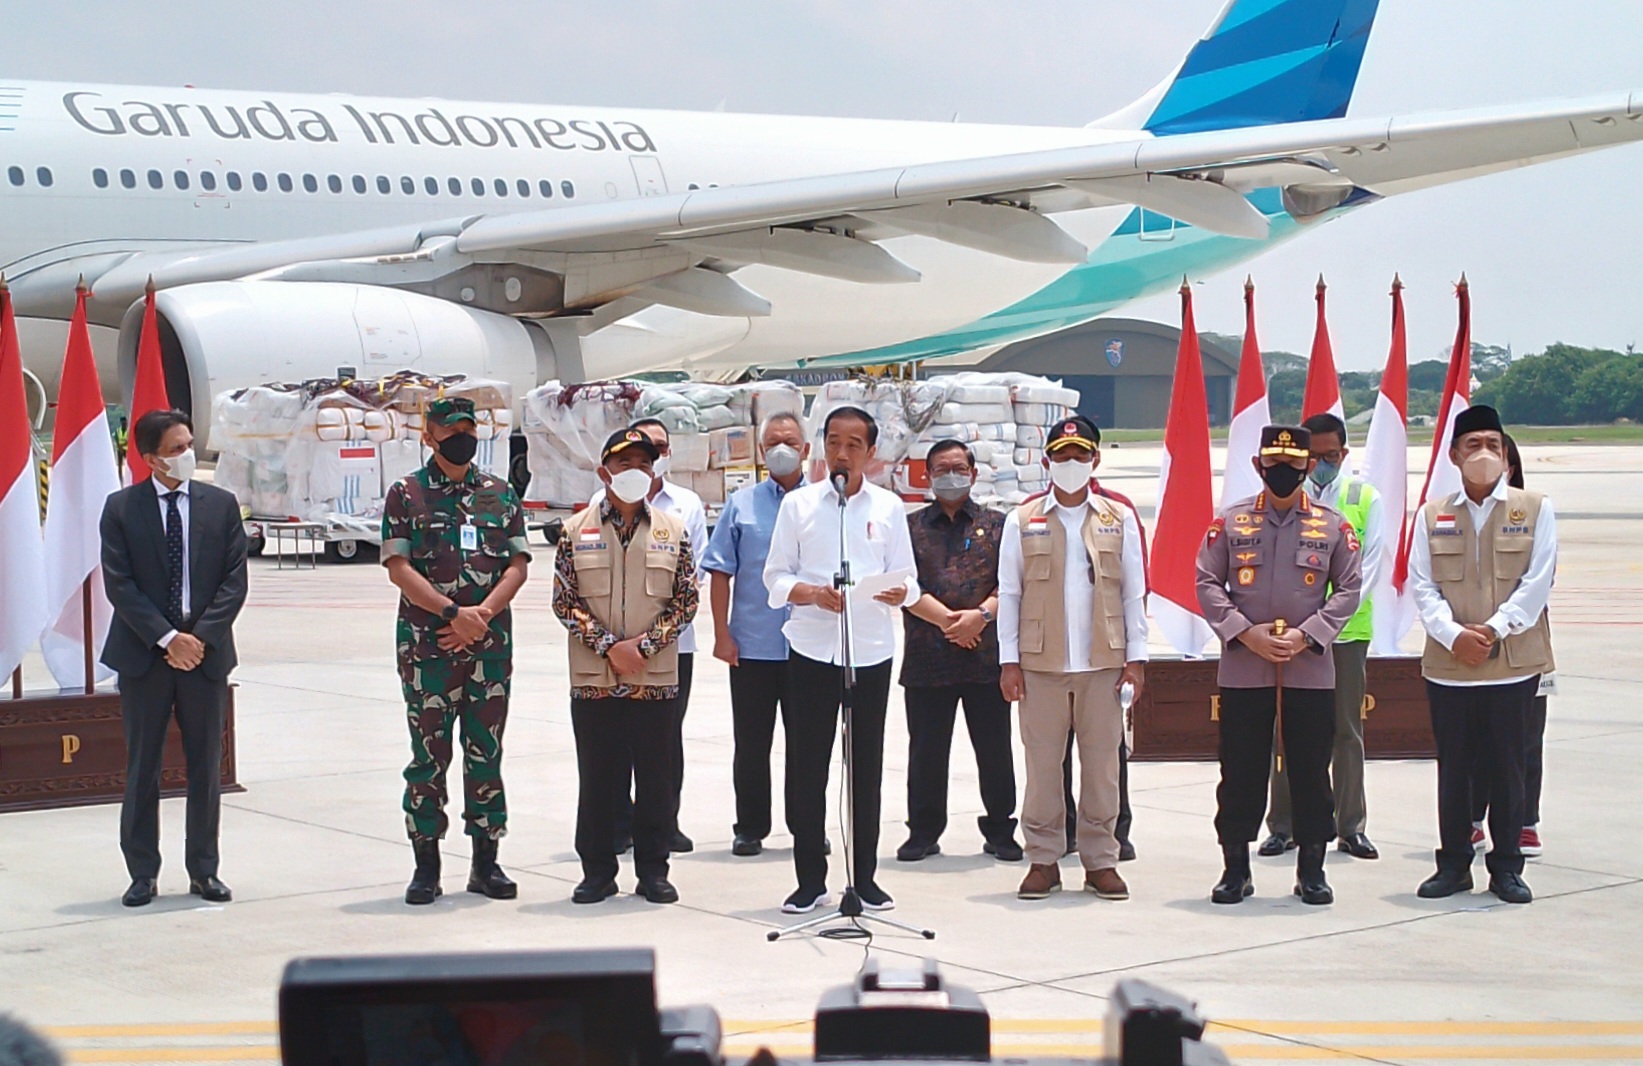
607, 467, 653, 505
652, 456, 671, 479
1049, 458, 1093, 495
763, 444, 802, 479
159, 448, 197, 482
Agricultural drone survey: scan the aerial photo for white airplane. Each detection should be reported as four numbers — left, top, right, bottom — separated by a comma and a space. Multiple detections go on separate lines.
3, 0, 1641, 450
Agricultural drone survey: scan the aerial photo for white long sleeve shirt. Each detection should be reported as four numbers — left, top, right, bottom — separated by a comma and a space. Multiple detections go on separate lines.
1408, 478, 1558, 687
763, 478, 920, 668
997, 493, 1149, 670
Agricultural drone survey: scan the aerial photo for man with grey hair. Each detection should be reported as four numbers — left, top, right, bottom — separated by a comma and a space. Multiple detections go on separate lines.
0, 1015, 63, 1066
703, 411, 810, 855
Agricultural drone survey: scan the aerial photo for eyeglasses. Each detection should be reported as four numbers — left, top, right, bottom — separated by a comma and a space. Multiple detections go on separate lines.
1312, 451, 1345, 465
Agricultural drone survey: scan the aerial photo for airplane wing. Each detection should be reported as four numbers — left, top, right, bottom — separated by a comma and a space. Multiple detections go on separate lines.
73, 90, 1643, 324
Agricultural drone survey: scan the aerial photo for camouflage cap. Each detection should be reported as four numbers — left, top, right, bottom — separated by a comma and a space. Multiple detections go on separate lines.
428, 397, 478, 427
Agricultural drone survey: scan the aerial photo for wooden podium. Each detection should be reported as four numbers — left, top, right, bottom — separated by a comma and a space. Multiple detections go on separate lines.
1132, 655, 1434, 761
0, 688, 242, 813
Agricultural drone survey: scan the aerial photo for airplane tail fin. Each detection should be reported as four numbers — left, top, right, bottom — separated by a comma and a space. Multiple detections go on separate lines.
1091, 0, 1381, 135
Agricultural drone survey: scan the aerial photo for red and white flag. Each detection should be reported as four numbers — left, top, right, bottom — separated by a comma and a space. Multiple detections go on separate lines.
1221, 276, 1269, 506
125, 279, 169, 485
0, 279, 47, 682
1363, 275, 1412, 653
1302, 276, 1348, 473
1149, 280, 1215, 657
40, 285, 118, 689
1393, 275, 1473, 603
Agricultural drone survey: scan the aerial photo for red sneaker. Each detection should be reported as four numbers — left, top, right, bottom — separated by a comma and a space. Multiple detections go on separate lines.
1520, 827, 1543, 858
1469, 825, 1486, 851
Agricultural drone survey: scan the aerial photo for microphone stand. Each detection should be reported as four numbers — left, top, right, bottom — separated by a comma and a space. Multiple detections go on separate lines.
770, 470, 934, 943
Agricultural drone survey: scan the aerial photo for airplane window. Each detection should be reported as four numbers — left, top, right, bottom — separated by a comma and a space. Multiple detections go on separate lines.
227, 172, 243, 192
302, 174, 318, 193
174, 170, 190, 190
327, 174, 342, 194
148, 169, 163, 189
120, 169, 136, 189
516, 179, 530, 198
688, 183, 699, 190
200, 171, 217, 191
447, 177, 462, 196
278, 173, 293, 192
36, 167, 52, 187
376, 176, 390, 194
7, 166, 22, 186
424, 176, 438, 195
539, 179, 553, 199
93, 168, 109, 189
471, 177, 485, 196
561, 180, 575, 199
253, 172, 269, 192
402, 176, 415, 194
353, 175, 367, 194
494, 178, 508, 197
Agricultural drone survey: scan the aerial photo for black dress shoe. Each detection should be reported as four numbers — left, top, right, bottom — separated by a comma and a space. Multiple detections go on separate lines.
1338, 833, 1380, 860
1118, 840, 1137, 863
189, 876, 232, 903
896, 838, 941, 862
636, 876, 679, 904
571, 878, 618, 904
122, 878, 158, 907
731, 834, 763, 857
669, 831, 694, 854
1488, 871, 1533, 904
823, 838, 832, 856
983, 838, 1025, 862
1417, 867, 1474, 898
1257, 832, 1295, 857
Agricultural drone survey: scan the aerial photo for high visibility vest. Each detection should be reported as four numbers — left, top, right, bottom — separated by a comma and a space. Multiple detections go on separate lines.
1335, 477, 1375, 643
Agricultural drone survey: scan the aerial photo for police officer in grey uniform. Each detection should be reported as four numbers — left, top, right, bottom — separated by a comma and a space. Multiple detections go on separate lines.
1196, 425, 1362, 907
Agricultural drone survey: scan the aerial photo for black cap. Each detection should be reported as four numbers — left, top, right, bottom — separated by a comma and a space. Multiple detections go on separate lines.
1451, 404, 1504, 444
1259, 425, 1311, 459
1045, 414, 1101, 453
601, 428, 661, 464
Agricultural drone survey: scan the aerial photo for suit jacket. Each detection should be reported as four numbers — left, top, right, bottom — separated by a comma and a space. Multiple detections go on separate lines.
100, 479, 249, 681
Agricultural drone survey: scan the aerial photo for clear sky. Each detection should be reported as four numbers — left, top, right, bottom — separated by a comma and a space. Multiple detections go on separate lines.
8, 0, 1643, 371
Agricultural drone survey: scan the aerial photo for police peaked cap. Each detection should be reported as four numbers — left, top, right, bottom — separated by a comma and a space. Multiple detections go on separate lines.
1259, 425, 1310, 458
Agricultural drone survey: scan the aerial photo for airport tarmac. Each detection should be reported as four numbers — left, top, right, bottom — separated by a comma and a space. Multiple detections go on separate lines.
3, 443, 1642, 1065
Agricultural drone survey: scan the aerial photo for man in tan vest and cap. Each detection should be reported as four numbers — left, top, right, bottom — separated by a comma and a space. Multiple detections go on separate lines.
552, 428, 699, 906
999, 415, 1148, 902
1409, 404, 1555, 905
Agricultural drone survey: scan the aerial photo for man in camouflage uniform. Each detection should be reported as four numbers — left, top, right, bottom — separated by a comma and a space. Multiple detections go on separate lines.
382, 397, 531, 906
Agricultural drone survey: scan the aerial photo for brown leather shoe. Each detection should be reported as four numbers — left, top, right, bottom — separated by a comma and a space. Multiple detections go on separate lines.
1085, 867, 1129, 900
1017, 863, 1062, 899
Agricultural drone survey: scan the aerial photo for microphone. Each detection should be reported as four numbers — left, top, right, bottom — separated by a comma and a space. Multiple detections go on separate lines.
830, 468, 849, 496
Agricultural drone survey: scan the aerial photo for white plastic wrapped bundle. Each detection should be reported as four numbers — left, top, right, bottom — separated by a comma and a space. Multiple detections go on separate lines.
522, 380, 641, 506
811, 378, 950, 464
674, 383, 735, 409
1013, 447, 1033, 466
379, 439, 426, 494
315, 409, 348, 441
744, 381, 805, 425
938, 401, 1013, 425
671, 433, 711, 473
1014, 402, 1073, 427
922, 423, 979, 443
975, 424, 1014, 442
698, 406, 740, 432
362, 409, 396, 443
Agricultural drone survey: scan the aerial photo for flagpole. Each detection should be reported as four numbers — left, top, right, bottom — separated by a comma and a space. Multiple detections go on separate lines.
81, 578, 93, 694
10, 666, 19, 700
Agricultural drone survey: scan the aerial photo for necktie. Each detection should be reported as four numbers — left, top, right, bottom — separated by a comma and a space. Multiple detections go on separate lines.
165, 491, 185, 627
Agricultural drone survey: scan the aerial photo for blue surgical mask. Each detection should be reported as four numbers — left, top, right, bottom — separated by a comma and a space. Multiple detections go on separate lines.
1309, 459, 1341, 490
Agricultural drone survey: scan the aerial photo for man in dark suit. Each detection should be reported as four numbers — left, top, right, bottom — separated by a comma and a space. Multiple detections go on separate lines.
100, 409, 248, 907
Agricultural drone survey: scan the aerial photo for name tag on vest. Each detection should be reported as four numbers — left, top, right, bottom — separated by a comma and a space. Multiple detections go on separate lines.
1433, 514, 1461, 536
648, 541, 678, 554
574, 528, 606, 552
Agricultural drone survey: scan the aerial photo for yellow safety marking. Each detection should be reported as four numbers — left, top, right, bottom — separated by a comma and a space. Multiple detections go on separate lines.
48, 1024, 277, 1039
67, 1051, 280, 1064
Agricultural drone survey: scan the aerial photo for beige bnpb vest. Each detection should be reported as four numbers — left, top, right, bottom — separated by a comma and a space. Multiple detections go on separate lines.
1420, 487, 1555, 682
1014, 495, 1128, 672
565, 503, 688, 689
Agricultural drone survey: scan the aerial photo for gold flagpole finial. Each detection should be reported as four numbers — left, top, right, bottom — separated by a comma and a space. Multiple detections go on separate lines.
75, 274, 89, 295
1457, 271, 1469, 291
1244, 274, 1254, 293
1315, 273, 1327, 292
1179, 275, 1191, 295
0, 273, 8, 294
145, 274, 157, 296
1391, 272, 1403, 292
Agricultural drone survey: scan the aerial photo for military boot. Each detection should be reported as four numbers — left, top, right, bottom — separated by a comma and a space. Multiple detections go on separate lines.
1294, 843, 1333, 905
468, 836, 518, 899
405, 838, 442, 906
1212, 843, 1254, 904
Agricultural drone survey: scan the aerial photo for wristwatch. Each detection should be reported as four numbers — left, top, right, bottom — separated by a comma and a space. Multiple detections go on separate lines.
441, 603, 460, 621
979, 606, 995, 623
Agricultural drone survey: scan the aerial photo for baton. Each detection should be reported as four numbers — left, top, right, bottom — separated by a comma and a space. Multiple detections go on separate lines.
1272, 617, 1288, 773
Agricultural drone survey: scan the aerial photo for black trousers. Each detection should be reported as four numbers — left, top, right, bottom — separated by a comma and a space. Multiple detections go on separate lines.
785, 652, 891, 892
616, 653, 693, 839
730, 659, 789, 840
904, 683, 1017, 845
1470, 694, 1548, 827
1215, 687, 1335, 846
1429, 677, 1536, 876
119, 662, 228, 881
1064, 734, 1131, 846
573, 695, 679, 882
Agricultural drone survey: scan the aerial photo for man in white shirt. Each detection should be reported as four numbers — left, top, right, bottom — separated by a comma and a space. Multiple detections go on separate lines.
1409, 404, 1556, 905
764, 406, 918, 915
998, 416, 1148, 902
592, 417, 710, 855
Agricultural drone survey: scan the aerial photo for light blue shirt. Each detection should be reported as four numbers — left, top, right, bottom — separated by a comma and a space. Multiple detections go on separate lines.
701, 476, 799, 662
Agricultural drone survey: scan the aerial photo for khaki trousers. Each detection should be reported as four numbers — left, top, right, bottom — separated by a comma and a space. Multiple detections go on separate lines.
1019, 667, 1123, 868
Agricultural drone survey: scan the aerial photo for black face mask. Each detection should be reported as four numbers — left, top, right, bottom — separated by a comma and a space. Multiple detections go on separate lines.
1260, 462, 1307, 498
437, 431, 479, 466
